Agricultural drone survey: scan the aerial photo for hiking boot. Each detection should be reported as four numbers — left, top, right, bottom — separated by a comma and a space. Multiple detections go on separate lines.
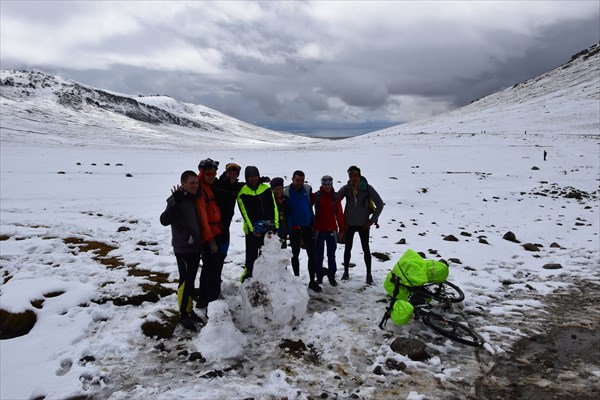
328, 276, 338, 287
180, 318, 197, 332
366, 274, 374, 285
308, 280, 322, 293
190, 312, 204, 324
341, 271, 349, 281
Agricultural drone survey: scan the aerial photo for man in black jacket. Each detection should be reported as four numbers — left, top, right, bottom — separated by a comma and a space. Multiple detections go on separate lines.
160, 170, 205, 331
213, 163, 245, 261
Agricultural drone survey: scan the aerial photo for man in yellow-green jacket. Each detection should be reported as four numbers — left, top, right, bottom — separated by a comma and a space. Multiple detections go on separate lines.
237, 166, 279, 282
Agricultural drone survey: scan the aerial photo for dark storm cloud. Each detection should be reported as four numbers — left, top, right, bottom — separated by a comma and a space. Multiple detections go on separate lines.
1, 1, 598, 134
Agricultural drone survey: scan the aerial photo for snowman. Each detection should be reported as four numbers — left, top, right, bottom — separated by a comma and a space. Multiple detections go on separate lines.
239, 234, 309, 330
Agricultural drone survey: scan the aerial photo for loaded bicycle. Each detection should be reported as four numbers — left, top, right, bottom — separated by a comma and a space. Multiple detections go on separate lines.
379, 249, 484, 347
379, 279, 484, 347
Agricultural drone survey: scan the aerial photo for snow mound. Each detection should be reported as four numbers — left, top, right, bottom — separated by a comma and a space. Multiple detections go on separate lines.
194, 300, 245, 361
239, 235, 309, 329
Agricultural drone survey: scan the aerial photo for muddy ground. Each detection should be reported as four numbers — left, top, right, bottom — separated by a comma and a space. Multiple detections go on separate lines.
475, 278, 600, 399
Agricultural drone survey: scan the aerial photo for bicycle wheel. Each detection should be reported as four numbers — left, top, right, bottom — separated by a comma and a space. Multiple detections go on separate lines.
422, 312, 484, 347
424, 281, 465, 303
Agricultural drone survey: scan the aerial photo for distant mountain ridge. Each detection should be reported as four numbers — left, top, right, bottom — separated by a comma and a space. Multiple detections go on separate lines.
1, 43, 598, 148
0, 70, 313, 147
369, 43, 600, 137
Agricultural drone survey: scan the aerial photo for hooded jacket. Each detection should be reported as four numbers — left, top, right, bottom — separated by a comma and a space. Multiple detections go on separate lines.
196, 170, 222, 243
237, 183, 279, 235
338, 176, 384, 226
160, 191, 203, 254
284, 183, 314, 229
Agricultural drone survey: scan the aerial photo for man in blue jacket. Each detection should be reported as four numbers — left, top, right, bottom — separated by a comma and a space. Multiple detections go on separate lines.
285, 170, 320, 292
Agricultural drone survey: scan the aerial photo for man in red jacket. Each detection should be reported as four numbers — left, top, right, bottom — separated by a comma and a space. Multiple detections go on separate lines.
311, 175, 345, 287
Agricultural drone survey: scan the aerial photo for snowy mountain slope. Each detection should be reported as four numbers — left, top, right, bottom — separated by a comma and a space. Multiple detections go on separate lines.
367, 43, 600, 138
0, 70, 314, 148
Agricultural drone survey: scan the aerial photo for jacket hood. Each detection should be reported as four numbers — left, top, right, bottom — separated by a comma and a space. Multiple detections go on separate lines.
245, 166, 260, 181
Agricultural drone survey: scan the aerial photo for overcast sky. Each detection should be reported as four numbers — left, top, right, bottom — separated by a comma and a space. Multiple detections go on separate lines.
1, 1, 599, 136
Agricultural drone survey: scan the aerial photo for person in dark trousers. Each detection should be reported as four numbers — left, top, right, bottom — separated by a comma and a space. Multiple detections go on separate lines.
338, 166, 384, 285
270, 177, 289, 249
544, 150, 547, 161
285, 170, 320, 292
312, 175, 345, 287
213, 163, 245, 260
195, 158, 223, 310
214, 163, 271, 259
237, 166, 279, 282
159, 170, 205, 331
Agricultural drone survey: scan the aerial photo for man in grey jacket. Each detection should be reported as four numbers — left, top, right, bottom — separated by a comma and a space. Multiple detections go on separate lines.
338, 165, 384, 285
160, 170, 205, 331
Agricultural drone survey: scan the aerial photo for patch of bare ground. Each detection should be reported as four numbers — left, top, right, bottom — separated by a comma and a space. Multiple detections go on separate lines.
475, 279, 600, 399
63, 236, 123, 268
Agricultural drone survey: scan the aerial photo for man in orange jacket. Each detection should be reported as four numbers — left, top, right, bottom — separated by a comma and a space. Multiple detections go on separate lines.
196, 158, 223, 310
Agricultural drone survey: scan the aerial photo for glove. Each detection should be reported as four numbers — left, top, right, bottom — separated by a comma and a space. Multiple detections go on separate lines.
209, 240, 218, 254
173, 190, 185, 203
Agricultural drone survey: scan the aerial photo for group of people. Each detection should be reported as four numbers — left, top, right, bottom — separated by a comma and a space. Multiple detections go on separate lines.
160, 161, 384, 331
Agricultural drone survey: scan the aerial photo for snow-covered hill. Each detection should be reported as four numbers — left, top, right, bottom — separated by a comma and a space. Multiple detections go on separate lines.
0, 70, 314, 147
367, 43, 600, 138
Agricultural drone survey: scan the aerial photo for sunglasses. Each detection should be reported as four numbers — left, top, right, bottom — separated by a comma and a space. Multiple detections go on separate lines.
321, 180, 333, 185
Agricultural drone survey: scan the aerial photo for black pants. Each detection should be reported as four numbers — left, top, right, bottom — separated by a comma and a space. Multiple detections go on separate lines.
244, 233, 265, 279
197, 236, 224, 307
290, 226, 315, 280
175, 252, 201, 318
343, 225, 371, 275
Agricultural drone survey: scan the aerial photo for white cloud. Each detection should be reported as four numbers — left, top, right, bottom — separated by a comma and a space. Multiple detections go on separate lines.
0, 0, 598, 131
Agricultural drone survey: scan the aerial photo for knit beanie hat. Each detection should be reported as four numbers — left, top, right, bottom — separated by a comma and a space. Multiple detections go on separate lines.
270, 177, 284, 188
245, 166, 260, 181
226, 163, 241, 173
321, 175, 333, 185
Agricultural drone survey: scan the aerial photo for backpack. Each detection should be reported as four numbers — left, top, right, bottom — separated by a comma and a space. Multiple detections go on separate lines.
382, 249, 449, 325
315, 190, 338, 215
